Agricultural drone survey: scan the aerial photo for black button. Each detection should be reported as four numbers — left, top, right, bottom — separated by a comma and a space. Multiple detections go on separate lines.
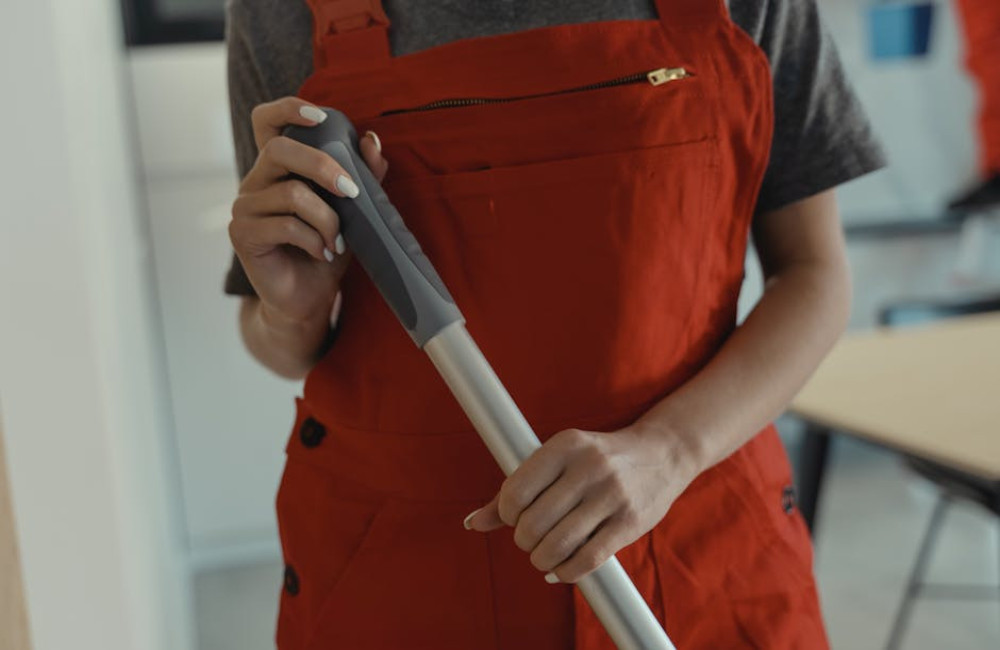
782, 485, 797, 514
299, 417, 326, 448
283, 564, 300, 596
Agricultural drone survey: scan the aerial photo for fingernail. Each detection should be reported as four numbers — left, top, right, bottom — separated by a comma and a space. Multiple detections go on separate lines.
336, 174, 360, 198
544, 572, 560, 584
365, 130, 382, 153
462, 508, 481, 530
323, 248, 335, 262
335, 234, 346, 255
330, 291, 343, 328
299, 105, 327, 124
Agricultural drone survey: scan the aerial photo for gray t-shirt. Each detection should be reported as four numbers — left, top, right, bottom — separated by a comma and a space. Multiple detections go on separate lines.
224, 0, 886, 295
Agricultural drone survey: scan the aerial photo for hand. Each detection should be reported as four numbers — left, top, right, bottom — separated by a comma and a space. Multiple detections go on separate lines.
228, 97, 389, 325
463, 424, 700, 584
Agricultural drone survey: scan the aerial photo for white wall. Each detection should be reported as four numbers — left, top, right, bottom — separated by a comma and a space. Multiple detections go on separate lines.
0, 1, 193, 649
128, 45, 299, 566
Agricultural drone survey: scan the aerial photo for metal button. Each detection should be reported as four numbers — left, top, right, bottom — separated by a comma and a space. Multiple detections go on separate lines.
284, 564, 300, 596
299, 417, 326, 448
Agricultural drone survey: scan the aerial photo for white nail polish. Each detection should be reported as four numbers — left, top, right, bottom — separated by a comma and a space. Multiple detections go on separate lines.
335, 234, 346, 255
330, 291, 343, 328
336, 174, 360, 198
462, 509, 480, 530
299, 105, 327, 123
365, 130, 382, 153
323, 248, 335, 262
544, 572, 560, 584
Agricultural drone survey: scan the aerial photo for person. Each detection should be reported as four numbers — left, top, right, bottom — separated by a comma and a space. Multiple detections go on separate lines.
949, 0, 1000, 213
223, 1, 885, 648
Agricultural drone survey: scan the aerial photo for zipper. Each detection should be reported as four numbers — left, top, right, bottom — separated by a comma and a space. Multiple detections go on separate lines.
379, 67, 691, 117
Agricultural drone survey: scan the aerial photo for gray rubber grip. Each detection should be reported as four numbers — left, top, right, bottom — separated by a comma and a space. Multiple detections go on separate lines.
283, 109, 464, 348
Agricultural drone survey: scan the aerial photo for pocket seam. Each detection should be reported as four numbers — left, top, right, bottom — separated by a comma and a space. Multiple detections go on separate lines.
301, 497, 396, 650
384, 137, 718, 199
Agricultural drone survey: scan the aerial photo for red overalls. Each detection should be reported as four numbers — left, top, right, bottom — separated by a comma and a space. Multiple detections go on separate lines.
955, 0, 1000, 172
276, 0, 830, 647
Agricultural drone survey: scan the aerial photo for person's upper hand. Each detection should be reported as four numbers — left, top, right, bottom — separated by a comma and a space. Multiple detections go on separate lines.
229, 96, 389, 325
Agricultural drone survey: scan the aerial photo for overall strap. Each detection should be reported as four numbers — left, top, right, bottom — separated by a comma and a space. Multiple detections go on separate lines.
654, 0, 728, 27
306, 0, 391, 74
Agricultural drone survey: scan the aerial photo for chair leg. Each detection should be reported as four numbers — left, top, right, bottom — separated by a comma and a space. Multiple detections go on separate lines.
885, 492, 952, 650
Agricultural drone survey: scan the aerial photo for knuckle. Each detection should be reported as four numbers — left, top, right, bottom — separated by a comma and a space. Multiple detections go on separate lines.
317, 155, 341, 182
230, 196, 245, 220
515, 515, 543, 548
550, 428, 580, 452
261, 135, 288, 160
512, 526, 534, 553
279, 218, 300, 238
258, 137, 276, 160
554, 530, 579, 557
497, 492, 525, 527
496, 499, 517, 528
227, 218, 243, 244
529, 546, 555, 572
539, 532, 575, 568
285, 180, 310, 211
249, 103, 265, 125
604, 475, 629, 503
585, 447, 613, 474
578, 545, 606, 572
618, 505, 641, 531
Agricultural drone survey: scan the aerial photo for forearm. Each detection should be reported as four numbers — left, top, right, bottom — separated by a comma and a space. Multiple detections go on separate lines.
238, 296, 331, 380
636, 260, 850, 473
633, 192, 852, 475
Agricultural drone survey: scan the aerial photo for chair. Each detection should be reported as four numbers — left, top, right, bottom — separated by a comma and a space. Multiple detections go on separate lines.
878, 294, 1000, 650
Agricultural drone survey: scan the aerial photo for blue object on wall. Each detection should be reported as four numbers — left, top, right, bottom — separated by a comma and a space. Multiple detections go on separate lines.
868, 2, 936, 60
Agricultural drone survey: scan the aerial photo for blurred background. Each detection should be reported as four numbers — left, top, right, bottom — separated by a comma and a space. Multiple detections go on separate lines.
0, 0, 998, 649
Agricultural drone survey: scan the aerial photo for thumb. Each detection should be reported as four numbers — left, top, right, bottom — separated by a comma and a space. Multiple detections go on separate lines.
463, 494, 505, 532
360, 130, 389, 183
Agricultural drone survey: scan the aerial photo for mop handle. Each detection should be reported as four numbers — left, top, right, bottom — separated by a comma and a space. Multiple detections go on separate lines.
283, 109, 677, 650
284, 110, 464, 347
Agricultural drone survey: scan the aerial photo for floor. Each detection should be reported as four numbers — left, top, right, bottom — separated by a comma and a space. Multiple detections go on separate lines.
194, 430, 1000, 650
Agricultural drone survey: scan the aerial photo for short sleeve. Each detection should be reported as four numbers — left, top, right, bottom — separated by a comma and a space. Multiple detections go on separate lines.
222, 2, 267, 296
221, 0, 314, 296
731, 0, 888, 214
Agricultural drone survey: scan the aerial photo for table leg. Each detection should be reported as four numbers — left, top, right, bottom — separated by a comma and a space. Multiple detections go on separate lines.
797, 423, 832, 537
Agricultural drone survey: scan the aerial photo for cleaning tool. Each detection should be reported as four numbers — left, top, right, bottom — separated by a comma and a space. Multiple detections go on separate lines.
284, 108, 676, 650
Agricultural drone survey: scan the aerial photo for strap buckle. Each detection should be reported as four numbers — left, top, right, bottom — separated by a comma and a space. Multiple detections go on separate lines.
315, 0, 390, 35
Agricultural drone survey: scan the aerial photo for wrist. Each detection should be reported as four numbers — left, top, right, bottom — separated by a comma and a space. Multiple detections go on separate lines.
257, 298, 334, 358
259, 298, 327, 332
628, 415, 708, 483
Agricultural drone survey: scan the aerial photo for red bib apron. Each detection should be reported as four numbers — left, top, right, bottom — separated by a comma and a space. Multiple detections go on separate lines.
276, 0, 830, 647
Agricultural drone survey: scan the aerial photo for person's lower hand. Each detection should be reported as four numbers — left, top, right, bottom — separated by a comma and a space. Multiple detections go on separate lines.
229, 96, 388, 326
463, 423, 701, 584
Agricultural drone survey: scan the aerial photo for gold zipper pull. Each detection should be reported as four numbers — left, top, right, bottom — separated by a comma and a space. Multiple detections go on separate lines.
647, 67, 689, 86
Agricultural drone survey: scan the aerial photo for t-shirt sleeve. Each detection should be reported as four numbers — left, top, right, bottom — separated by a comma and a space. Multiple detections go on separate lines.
732, 0, 888, 214
222, 1, 266, 296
